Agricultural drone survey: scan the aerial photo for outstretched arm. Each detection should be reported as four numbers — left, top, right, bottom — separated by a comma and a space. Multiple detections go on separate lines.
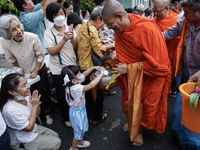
83, 69, 104, 92
82, 66, 101, 77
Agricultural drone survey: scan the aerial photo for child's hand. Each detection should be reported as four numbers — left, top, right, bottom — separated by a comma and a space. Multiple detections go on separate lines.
100, 69, 104, 76
93, 66, 101, 71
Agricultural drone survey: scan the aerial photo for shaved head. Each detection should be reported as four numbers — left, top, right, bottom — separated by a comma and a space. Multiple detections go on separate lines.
102, 0, 127, 19
154, 0, 169, 7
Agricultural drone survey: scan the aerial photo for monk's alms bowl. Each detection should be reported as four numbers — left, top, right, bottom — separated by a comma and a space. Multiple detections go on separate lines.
90, 69, 118, 91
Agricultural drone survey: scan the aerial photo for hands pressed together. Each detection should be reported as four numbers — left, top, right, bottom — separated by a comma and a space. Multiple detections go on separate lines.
29, 90, 41, 107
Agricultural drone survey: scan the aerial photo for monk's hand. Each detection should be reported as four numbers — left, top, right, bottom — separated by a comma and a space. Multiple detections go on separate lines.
188, 70, 200, 90
111, 63, 127, 79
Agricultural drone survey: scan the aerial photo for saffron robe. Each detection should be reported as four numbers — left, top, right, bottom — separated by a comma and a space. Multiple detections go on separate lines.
115, 14, 171, 141
152, 11, 180, 89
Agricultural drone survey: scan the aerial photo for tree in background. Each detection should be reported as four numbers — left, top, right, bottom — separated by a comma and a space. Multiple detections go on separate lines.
0, 0, 18, 16
79, 0, 95, 13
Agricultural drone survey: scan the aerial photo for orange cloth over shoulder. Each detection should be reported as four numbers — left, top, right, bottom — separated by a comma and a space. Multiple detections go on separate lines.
152, 11, 180, 90
115, 14, 171, 139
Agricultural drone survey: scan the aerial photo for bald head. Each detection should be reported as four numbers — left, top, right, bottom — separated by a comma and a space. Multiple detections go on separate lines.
154, 0, 170, 20
102, 0, 130, 34
154, 0, 169, 7
102, 0, 127, 19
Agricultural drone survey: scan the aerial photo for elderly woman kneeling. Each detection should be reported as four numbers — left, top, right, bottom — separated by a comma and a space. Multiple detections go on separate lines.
0, 14, 53, 125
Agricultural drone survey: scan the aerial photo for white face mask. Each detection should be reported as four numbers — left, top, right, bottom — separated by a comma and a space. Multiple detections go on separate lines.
53, 15, 65, 27
77, 74, 85, 83
14, 92, 26, 101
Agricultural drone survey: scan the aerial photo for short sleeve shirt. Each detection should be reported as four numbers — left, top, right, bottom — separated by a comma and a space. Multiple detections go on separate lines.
44, 25, 77, 74
2, 98, 38, 145
0, 112, 6, 137
66, 84, 85, 108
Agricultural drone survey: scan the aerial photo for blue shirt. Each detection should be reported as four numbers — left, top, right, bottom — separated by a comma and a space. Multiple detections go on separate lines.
19, 4, 46, 52
163, 17, 200, 82
132, 11, 138, 15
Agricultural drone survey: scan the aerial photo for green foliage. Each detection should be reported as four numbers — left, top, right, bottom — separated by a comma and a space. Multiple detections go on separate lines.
79, 0, 95, 13
0, 0, 18, 16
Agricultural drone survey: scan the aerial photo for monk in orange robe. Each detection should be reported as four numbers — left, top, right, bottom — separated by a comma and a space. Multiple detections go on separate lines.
152, 0, 180, 92
102, 0, 171, 147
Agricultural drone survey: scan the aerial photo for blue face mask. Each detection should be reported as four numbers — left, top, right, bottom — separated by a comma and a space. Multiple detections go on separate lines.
14, 92, 26, 101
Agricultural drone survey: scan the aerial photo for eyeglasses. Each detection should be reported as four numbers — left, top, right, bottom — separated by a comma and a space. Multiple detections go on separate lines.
105, 15, 117, 28
154, 5, 169, 15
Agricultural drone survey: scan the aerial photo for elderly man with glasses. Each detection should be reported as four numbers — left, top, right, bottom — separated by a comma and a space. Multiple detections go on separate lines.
152, 0, 181, 97
102, 0, 171, 147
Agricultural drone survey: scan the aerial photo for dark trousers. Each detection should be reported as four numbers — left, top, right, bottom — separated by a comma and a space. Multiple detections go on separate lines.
171, 72, 182, 92
81, 70, 104, 121
52, 75, 69, 121
0, 128, 10, 150
30, 64, 52, 120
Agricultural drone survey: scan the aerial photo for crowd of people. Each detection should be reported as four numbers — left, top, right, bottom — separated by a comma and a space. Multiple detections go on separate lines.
0, 0, 200, 149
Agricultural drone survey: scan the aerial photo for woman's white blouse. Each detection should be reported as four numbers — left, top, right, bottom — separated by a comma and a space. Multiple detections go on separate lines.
2, 97, 38, 145
0, 112, 6, 137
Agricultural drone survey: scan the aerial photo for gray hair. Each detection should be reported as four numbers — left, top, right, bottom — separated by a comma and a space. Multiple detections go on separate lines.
90, 6, 103, 21
181, 0, 200, 12
135, 4, 145, 11
0, 14, 22, 40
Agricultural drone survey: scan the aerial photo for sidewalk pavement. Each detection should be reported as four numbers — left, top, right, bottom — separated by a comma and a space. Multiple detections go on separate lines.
43, 85, 183, 150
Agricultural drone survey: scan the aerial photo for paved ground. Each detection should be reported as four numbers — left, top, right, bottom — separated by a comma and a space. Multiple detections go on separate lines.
42, 85, 184, 150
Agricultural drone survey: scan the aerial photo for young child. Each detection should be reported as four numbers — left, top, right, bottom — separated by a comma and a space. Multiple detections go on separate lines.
61, 65, 104, 150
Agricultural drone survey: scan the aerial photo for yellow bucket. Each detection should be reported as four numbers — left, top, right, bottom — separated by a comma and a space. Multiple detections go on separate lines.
179, 82, 200, 135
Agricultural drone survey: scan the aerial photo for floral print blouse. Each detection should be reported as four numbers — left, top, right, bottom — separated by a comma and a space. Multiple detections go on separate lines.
77, 22, 106, 70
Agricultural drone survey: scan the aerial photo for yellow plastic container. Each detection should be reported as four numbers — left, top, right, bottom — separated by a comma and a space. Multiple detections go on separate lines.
179, 82, 200, 135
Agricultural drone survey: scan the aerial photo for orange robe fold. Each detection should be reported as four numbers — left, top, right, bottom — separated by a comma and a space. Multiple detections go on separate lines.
123, 62, 143, 142
115, 14, 171, 139
175, 20, 189, 77
152, 11, 180, 91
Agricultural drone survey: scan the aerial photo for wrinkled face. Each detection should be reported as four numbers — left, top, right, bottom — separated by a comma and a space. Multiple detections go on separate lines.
97, 19, 104, 31
183, 5, 200, 23
53, 8, 65, 19
154, 2, 169, 20
103, 14, 123, 34
15, 76, 31, 97
8, 19, 24, 42
23, 0, 35, 11
65, 5, 73, 17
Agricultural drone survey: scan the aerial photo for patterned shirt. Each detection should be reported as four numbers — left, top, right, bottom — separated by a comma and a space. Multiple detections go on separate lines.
77, 22, 106, 70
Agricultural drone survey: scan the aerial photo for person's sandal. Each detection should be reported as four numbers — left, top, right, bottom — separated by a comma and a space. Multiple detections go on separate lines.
46, 115, 53, 125
90, 113, 107, 124
77, 141, 90, 148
